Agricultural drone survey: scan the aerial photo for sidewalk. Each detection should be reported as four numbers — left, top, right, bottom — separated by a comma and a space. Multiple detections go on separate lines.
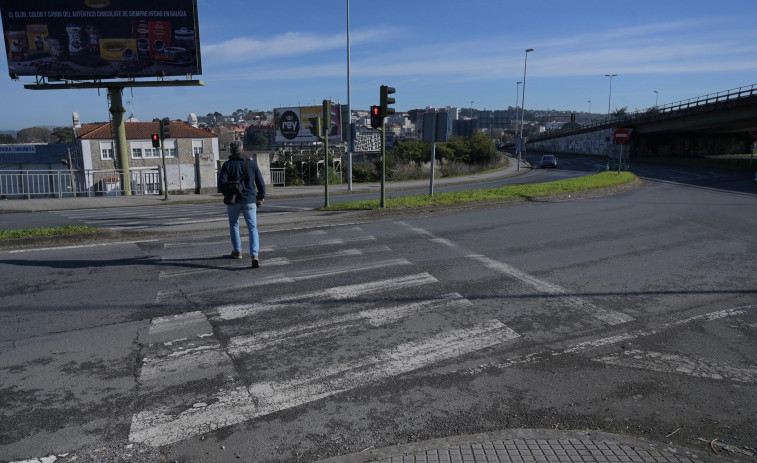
0, 159, 528, 214
316, 429, 729, 463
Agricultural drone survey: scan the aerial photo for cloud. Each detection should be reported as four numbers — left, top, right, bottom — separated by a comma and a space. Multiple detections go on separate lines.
199, 19, 757, 83
203, 27, 398, 64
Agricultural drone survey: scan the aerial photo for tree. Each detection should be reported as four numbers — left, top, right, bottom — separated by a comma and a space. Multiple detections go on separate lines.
468, 132, 496, 163
248, 133, 268, 149
612, 107, 628, 116
0, 134, 14, 144
16, 127, 51, 143
442, 136, 470, 163
389, 139, 430, 164
50, 127, 73, 144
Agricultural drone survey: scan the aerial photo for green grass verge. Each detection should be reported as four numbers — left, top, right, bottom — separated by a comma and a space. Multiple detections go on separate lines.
0, 224, 101, 240
324, 171, 637, 210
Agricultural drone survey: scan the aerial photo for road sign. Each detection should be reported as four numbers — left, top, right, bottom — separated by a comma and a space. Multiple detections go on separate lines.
614, 128, 631, 144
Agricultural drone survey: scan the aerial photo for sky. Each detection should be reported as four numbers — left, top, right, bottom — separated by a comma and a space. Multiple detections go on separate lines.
1, 0, 756, 131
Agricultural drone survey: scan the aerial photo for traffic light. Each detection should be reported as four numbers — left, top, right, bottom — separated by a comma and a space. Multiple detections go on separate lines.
370, 105, 382, 129
309, 117, 322, 139
151, 133, 160, 148
380, 85, 395, 117
322, 100, 331, 134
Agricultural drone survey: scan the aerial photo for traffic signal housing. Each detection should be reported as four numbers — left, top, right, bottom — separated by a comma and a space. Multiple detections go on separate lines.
380, 85, 395, 117
151, 133, 160, 148
370, 105, 382, 129
162, 120, 171, 139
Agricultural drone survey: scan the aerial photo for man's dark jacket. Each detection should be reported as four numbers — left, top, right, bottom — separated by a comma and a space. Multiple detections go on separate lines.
218, 154, 266, 204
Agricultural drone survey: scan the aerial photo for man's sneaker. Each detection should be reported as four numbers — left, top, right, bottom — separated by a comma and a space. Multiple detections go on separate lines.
251, 256, 260, 268
231, 251, 243, 259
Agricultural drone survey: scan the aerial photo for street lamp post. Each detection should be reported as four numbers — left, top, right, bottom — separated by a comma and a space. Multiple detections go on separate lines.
605, 74, 617, 118
515, 81, 521, 157
587, 100, 591, 114
654, 90, 659, 107
518, 48, 534, 171
346, 0, 353, 190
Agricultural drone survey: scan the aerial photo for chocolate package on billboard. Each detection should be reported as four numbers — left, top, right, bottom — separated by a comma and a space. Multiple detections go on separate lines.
0, 0, 201, 79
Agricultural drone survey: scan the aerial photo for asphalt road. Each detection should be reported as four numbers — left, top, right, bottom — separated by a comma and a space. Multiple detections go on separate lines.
0, 160, 756, 462
0, 153, 598, 232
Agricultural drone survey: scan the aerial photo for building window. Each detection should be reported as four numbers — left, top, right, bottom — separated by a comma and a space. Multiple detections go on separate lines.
192, 140, 204, 155
143, 147, 160, 158
131, 147, 143, 159
100, 142, 115, 160
164, 140, 177, 158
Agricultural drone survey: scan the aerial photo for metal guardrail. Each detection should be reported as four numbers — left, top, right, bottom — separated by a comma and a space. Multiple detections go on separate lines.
270, 168, 286, 186
532, 83, 757, 141
0, 168, 162, 199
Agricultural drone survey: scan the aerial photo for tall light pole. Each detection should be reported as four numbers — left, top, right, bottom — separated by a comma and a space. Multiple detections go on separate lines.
514, 81, 522, 157
654, 90, 659, 107
470, 100, 474, 119
587, 100, 591, 114
346, 0, 353, 190
605, 74, 617, 118
518, 48, 534, 171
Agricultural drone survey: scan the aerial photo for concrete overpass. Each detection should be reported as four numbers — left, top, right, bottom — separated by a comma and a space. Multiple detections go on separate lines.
527, 84, 757, 158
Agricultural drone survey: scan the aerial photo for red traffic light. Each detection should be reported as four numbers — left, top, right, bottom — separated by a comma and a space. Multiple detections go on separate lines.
151, 133, 160, 148
370, 105, 382, 128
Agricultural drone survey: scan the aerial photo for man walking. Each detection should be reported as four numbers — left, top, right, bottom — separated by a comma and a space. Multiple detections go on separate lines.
218, 141, 266, 268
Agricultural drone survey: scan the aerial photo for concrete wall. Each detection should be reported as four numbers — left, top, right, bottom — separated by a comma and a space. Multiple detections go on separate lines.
528, 128, 615, 157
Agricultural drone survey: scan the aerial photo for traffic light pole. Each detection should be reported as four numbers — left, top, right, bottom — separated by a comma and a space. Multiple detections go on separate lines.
380, 119, 386, 208
159, 120, 169, 200
322, 100, 331, 208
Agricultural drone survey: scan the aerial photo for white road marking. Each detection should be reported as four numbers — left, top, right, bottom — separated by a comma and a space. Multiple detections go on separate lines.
227, 293, 472, 355
464, 305, 754, 375
148, 311, 208, 336
396, 222, 632, 326
129, 319, 518, 447
468, 254, 633, 325
1, 239, 158, 254
594, 349, 757, 383
158, 257, 290, 279
215, 272, 439, 320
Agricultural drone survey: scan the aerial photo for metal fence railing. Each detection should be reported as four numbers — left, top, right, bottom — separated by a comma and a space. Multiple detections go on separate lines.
270, 168, 285, 186
530, 83, 757, 142
0, 168, 162, 199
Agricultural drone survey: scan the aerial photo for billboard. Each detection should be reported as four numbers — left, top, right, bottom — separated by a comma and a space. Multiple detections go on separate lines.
1, 0, 201, 80
275, 105, 342, 144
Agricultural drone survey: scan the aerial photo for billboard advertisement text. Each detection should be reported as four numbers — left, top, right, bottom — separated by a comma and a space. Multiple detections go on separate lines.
275, 105, 342, 144
1, 0, 202, 80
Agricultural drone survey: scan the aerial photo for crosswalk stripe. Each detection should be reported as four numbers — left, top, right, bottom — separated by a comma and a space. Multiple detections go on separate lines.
396, 222, 632, 326
227, 293, 472, 355
468, 254, 633, 325
215, 272, 439, 321
594, 349, 757, 383
129, 319, 519, 447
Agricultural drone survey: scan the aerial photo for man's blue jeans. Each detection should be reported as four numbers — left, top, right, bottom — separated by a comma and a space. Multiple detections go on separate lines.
226, 202, 259, 257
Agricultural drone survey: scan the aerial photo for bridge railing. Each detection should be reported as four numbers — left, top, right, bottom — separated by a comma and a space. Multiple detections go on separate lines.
656, 84, 757, 114
531, 83, 757, 141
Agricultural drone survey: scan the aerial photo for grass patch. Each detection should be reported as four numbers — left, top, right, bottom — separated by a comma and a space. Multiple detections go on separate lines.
324, 171, 637, 210
0, 224, 100, 240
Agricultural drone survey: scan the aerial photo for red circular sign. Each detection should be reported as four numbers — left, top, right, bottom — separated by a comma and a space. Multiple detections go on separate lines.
614, 128, 631, 144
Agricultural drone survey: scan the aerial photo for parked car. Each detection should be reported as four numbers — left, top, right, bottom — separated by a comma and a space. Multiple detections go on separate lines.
540, 154, 557, 168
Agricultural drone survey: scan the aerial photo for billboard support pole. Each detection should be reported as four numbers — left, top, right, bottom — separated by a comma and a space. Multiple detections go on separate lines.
108, 86, 132, 196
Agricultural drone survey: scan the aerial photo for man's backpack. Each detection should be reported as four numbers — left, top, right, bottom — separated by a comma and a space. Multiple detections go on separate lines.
221, 158, 250, 205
